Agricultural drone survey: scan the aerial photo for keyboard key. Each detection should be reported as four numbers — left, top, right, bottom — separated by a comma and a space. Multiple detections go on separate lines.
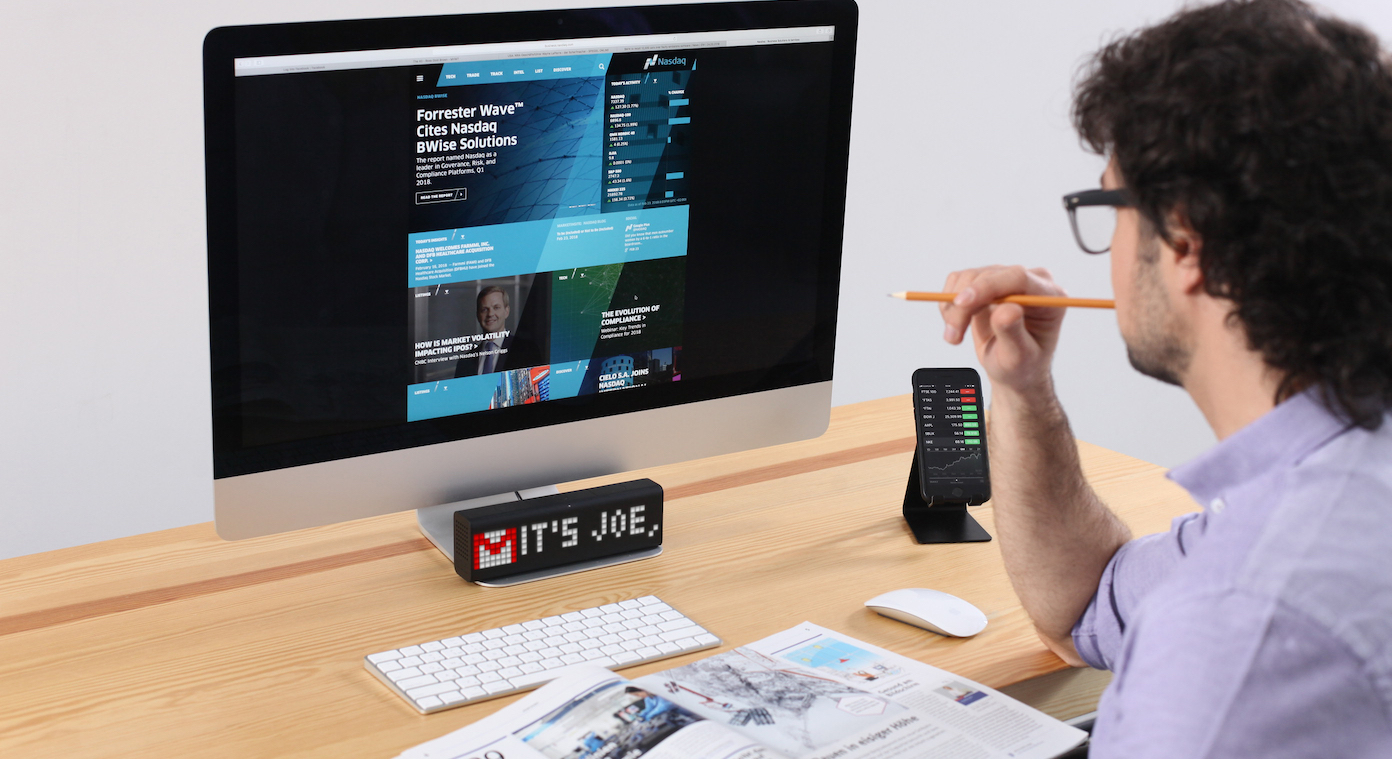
512, 669, 555, 688
407, 681, 460, 699
398, 674, 440, 690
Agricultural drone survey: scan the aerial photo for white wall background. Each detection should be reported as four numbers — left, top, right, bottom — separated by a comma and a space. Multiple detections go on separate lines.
3, 0, 1389, 560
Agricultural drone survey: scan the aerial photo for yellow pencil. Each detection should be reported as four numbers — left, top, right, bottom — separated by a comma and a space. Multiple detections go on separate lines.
889, 291, 1115, 309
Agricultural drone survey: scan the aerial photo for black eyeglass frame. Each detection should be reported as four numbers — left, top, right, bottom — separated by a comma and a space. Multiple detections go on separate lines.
1063, 188, 1133, 254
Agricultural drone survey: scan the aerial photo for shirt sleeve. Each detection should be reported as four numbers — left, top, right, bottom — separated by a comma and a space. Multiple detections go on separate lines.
1073, 511, 1207, 670
1088, 590, 1390, 759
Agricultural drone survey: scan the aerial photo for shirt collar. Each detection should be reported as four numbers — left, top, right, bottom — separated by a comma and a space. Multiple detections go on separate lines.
1167, 388, 1351, 508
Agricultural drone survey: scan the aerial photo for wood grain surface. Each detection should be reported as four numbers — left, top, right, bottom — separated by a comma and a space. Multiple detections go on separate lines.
0, 395, 1196, 758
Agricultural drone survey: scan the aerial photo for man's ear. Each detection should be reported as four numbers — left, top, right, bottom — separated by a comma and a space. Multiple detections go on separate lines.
1165, 211, 1205, 295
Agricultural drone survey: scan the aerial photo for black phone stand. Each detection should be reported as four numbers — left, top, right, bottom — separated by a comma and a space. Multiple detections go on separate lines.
903, 448, 992, 544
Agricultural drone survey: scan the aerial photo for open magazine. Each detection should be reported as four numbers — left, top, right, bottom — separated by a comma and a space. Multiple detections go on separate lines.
396, 623, 1086, 759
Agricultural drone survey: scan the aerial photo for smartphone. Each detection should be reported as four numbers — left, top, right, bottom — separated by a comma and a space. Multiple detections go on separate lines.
912, 367, 990, 505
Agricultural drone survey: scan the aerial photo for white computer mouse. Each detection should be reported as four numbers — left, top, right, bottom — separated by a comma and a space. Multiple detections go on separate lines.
864, 588, 988, 638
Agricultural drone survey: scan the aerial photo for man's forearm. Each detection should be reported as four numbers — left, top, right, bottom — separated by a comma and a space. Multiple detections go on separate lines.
989, 379, 1132, 664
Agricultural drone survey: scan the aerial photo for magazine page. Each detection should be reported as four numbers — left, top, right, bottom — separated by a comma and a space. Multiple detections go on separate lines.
399, 666, 787, 759
629, 647, 933, 758
741, 623, 1087, 759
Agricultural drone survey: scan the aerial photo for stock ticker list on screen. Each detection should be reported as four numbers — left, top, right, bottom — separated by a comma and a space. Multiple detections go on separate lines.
915, 379, 986, 485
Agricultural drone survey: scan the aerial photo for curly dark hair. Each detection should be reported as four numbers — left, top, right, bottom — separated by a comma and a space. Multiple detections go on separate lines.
1073, 0, 1392, 428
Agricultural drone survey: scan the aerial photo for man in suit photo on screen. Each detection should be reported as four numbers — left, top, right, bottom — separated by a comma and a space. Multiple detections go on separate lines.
471, 285, 511, 375
938, 1, 1392, 756
453, 282, 544, 377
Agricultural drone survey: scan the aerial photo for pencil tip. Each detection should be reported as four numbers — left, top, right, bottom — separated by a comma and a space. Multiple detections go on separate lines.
888, 291, 906, 299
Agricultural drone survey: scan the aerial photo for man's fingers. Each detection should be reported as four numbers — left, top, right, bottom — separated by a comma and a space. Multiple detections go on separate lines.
940, 269, 980, 345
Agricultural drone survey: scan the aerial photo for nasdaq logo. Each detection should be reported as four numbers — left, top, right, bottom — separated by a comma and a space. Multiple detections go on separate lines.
643, 53, 687, 70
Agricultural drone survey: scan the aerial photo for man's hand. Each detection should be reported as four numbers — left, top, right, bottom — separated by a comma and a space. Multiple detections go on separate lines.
940, 265, 1068, 396
937, 264, 1130, 667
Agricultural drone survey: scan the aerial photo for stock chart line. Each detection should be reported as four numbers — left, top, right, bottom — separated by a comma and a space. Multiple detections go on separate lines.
922, 451, 982, 477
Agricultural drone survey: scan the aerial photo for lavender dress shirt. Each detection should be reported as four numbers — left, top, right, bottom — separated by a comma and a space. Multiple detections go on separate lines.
1074, 390, 1392, 757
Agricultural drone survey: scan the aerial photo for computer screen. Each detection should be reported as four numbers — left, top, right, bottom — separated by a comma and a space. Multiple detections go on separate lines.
204, 1, 858, 542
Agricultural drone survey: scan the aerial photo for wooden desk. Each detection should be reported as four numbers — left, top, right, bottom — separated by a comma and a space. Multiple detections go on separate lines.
0, 395, 1197, 758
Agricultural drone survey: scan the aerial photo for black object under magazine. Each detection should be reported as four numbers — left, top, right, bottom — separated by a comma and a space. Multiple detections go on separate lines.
902, 367, 992, 544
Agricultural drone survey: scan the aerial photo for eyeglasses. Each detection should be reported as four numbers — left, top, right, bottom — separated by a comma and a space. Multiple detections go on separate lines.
1063, 188, 1132, 254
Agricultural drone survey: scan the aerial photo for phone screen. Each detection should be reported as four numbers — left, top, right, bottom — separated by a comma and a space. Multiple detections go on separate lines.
912, 368, 990, 504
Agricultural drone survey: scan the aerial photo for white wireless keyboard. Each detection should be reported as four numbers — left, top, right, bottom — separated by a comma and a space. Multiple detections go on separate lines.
364, 596, 720, 713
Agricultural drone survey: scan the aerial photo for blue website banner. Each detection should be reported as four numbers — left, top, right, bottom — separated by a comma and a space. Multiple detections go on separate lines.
409, 204, 689, 287
437, 55, 612, 87
407, 360, 592, 421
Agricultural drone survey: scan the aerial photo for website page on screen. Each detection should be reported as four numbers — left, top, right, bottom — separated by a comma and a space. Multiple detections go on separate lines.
223, 26, 836, 464
405, 50, 694, 421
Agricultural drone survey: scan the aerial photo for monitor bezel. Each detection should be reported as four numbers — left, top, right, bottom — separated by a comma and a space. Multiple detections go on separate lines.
203, 0, 858, 481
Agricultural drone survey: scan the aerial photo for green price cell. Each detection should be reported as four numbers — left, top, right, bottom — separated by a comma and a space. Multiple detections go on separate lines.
963, 413, 979, 420
962, 404, 978, 411
964, 429, 980, 437
964, 421, 979, 428
966, 439, 981, 444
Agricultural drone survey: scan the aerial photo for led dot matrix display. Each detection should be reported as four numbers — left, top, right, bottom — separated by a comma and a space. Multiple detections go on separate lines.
455, 479, 663, 582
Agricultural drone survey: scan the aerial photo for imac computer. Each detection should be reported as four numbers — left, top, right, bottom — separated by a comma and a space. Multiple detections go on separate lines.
203, 0, 858, 575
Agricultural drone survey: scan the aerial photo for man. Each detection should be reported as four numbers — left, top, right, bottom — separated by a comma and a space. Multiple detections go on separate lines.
938, 1, 1392, 756
452, 284, 542, 377
473, 285, 511, 375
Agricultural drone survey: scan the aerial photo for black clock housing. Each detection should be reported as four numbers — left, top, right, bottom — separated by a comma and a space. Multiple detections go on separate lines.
454, 479, 664, 583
